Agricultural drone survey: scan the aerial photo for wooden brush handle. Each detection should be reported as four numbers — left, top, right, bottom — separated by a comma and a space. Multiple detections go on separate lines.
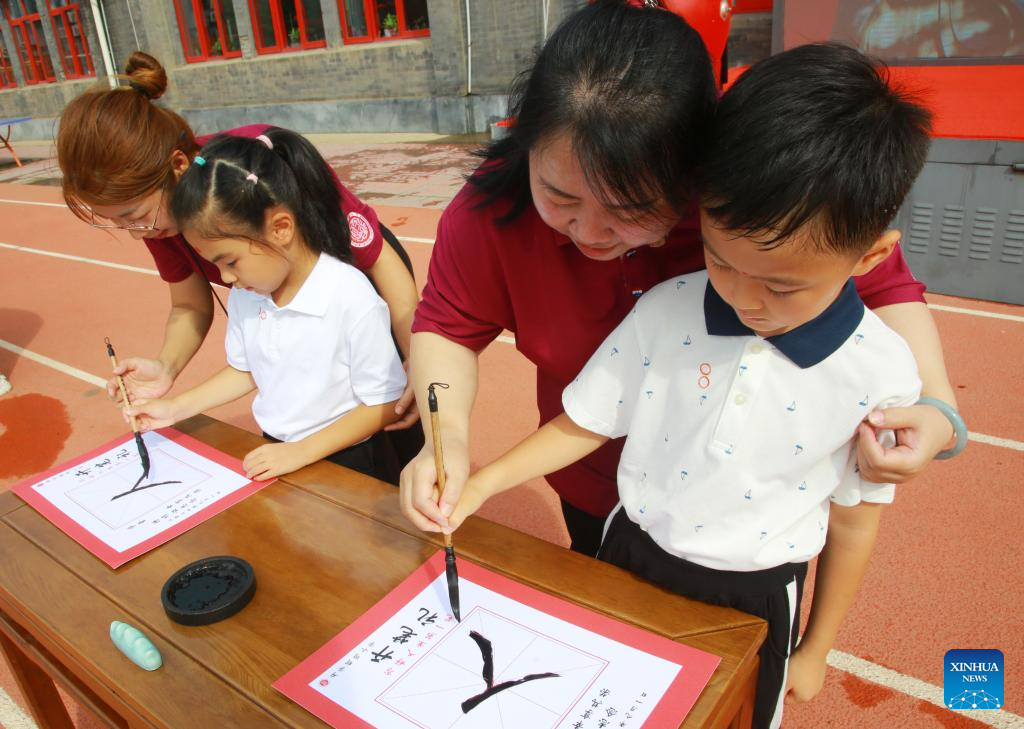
107, 353, 139, 433
430, 411, 453, 548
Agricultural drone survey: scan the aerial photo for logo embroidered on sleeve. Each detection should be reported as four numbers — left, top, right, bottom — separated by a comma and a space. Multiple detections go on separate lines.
347, 212, 374, 248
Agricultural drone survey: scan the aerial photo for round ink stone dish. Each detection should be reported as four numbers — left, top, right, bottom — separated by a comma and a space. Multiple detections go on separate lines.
161, 556, 256, 626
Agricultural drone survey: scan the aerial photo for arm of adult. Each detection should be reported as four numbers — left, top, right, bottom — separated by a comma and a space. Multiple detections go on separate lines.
243, 401, 401, 480
368, 241, 421, 429
107, 272, 214, 403
399, 332, 479, 533
860, 302, 958, 481
785, 501, 883, 704
445, 413, 609, 533
125, 365, 255, 431
853, 246, 958, 482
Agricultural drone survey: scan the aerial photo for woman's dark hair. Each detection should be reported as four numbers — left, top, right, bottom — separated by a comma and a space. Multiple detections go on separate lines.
170, 127, 352, 263
470, 0, 717, 223
695, 43, 933, 255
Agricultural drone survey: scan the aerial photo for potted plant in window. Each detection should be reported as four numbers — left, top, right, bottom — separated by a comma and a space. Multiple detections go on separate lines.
382, 12, 398, 37
288, 26, 300, 46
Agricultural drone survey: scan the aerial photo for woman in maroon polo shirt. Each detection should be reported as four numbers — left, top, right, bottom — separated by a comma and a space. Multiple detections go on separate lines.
56, 52, 421, 434
400, 2, 961, 555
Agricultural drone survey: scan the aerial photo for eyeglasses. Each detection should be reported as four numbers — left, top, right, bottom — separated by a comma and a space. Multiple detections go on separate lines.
87, 188, 164, 232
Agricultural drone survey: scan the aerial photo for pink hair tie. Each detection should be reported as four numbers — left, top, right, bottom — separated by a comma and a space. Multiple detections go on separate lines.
246, 173, 259, 184
256, 134, 273, 150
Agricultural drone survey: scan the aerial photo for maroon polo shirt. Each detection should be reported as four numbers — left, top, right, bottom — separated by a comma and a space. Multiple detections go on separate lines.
143, 124, 383, 285
413, 180, 927, 517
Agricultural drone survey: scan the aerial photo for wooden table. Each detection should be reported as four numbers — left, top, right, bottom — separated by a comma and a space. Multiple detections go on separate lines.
0, 416, 765, 728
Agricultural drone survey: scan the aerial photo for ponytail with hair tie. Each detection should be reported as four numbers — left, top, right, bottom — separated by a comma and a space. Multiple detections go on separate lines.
170, 128, 353, 264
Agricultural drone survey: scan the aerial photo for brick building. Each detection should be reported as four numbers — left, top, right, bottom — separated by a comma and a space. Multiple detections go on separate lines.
0, 0, 585, 138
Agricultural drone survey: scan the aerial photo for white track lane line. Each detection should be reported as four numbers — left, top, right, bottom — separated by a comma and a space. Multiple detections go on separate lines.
828, 650, 1023, 728
0, 242, 158, 276
927, 304, 1024, 323
0, 340, 106, 388
0, 197, 66, 208
0, 685, 38, 729
970, 432, 1024, 452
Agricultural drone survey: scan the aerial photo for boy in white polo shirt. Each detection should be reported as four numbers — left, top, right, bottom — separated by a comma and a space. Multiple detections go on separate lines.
438, 44, 936, 728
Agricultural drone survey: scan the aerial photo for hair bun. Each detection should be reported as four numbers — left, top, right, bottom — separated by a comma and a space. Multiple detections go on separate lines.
123, 51, 167, 100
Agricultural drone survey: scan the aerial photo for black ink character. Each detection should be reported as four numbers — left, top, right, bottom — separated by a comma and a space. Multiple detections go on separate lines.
110, 480, 183, 501
392, 625, 417, 644
461, 631, 559, 714
416, 607, 438, 626
370, 647, 394, 663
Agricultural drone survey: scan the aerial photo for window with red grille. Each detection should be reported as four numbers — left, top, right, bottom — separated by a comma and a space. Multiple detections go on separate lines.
338, 0, 429, 44
44, 0, 93, 79
173, 0, 242, 63
0, 41, 17, 87
248, 0, 327, 53
1, 0, 57, 84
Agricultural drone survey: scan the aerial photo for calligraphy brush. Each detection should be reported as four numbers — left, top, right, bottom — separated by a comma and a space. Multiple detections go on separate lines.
428, 382, 460, 622
105, 338, 150, 488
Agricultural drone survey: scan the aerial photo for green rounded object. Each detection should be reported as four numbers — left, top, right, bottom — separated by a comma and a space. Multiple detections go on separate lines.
109, 620, 162, 671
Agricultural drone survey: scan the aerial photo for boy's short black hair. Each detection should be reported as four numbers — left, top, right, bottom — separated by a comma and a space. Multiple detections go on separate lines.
696, 42, 933, 255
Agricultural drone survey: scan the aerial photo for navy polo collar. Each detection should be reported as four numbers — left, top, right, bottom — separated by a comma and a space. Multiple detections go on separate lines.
704, 279, 865, 368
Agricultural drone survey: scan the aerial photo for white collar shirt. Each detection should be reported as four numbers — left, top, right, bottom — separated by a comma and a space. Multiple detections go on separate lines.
563, 270, 921, 571
225, 253, 406, 443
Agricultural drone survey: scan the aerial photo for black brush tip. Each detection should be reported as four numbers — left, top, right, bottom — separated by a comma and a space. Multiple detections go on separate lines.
444, 546, 461, 622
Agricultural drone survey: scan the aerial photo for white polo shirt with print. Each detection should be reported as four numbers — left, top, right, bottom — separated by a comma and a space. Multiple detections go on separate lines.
563, 270, 921, 572
225, 253, 406, 443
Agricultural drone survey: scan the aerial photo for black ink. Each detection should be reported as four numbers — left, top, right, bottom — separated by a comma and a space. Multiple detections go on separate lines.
110, 480, 183, 502
370, 647, 394, 663
416, 607, 438, 626
392, 625, 417, 644
460, 631, 559, 714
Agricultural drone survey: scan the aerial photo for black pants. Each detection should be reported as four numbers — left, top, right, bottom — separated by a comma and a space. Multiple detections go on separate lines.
598, 509, 807, 729
262, 431, 401, 486
559, 498, 607, 557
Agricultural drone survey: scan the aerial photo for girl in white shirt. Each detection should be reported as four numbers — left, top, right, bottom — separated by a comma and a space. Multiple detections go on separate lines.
128, 129, 407, 483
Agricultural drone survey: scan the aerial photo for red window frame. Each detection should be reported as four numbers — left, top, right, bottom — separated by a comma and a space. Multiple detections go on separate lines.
44, 0, 94, 79
0, 41, 17, 87
248, 0, 327, 54
173, 0, 243, 63
1, 0, 57, 84
338, 0, 429, 45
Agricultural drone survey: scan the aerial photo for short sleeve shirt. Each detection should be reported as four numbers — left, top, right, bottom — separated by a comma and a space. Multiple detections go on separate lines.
143, 124, 383, 285
225, 254, 407, 442
562, 271, 922, 571
412, 179, 927, 517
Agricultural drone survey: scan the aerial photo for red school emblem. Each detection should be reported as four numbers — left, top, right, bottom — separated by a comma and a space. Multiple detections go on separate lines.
347, 212, 374, 248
